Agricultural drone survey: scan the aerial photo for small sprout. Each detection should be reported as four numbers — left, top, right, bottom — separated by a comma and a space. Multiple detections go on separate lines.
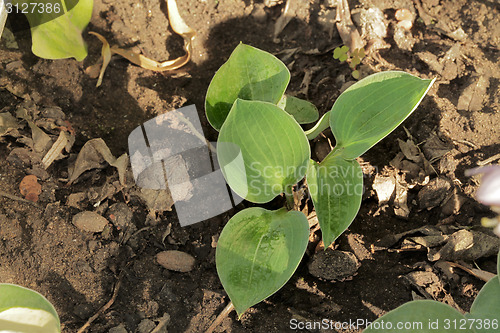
333, 45, 349, 62
333, 46, 365, 79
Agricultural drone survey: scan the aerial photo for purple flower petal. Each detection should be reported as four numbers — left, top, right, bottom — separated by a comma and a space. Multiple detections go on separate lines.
472, 165, 500, 206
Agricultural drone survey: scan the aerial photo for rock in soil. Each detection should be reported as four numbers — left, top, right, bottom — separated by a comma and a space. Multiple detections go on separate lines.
156, 250, 195, 273
308, 249, 360, 281
72, 211, 109, 233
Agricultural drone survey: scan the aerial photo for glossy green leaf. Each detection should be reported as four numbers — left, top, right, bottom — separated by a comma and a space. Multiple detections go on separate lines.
466, 276, 500, 333
306, 155, 362, 247
205, 43, 290, 130
330, 71, 434, 159
277, 95, 319, 124
216, 207, 309, 316
363, 300, 469, 333
0, 283, 60, 333
217, 99, 310, 203
16, 0, 93, 60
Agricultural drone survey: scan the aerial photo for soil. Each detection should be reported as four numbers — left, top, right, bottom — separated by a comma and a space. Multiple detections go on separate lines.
1, 0, 499, 332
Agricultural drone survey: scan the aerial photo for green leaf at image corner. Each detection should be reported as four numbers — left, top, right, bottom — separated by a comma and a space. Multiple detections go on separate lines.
205, 43, 290, 131
0, 283, 60, 332
277, 95, 319, 124
217, 99, 310, 204
330, 71, 434, 159
466, 276, 500, 333
363, 300, 469, 333
20, 0, 93, 61
306, 155, 362, 247
216, 207, 310, 316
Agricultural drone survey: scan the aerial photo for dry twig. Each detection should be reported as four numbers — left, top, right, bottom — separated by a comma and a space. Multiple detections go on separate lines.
77, 273, 124, 333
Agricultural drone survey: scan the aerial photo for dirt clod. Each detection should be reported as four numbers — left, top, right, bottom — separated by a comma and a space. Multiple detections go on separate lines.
308, 249, 360, 281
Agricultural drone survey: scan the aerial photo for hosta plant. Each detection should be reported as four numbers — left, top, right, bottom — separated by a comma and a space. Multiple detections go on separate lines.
363, 249, 500, 333
206, 43, 434, 316
8, 0, 93, 60
0, 283, 60, 332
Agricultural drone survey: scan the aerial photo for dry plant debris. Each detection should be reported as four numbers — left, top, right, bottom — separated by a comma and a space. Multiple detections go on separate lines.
88, 0, 196, 87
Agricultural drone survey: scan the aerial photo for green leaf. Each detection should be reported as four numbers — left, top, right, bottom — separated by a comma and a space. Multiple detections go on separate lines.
466, 276, 500, 333
363, 300, 469, 333
304, 111, 330, 140
216, 207, 309, 316
277, 95, 319, 124
205, 43, 290, 130
217, 99, 310, 203
330, 71, 434, 159
18, 0, 93, 60
0, 283, 60, 332
306, 155, 362, 247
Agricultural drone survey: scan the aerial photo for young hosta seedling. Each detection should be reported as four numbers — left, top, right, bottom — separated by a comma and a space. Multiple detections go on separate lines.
10, 0, 93, 60
0, 283, 61, 332
363, 250, 500, 333
333, 45, 365, 79
206, 43, 434, 317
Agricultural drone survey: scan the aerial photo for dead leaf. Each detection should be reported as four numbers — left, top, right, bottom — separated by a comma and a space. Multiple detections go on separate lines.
273, 0, 297, 40
42, 131, 73, 169
428, 229, 500, 261
335, 0, 365, 53
67, 138, 128, 186
377, 225, 444, 248
19, 175, 42, 202
418, 177, 452, 210
423, 132, 451, 163
398, 138, 423, 164
88, 32, 111, 88
445, 261, 496, 282
0, 112, 20, 136
457, 76, 490, 112
404, 271, 451, 302
7, 148, 41, 167
372, 174, 395, 205
89, 0, 195, 87
394, 173, 410, 218
66, 192, 87, 209
138, 188, 174, 213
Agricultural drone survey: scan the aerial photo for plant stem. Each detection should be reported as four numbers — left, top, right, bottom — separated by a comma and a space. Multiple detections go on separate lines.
305, 111, 330, 140
205, 301, 235, 333
284, 184, 294, 210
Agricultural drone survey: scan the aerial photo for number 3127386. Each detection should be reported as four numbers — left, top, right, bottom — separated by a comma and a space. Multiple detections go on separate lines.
5, 1, 62, 14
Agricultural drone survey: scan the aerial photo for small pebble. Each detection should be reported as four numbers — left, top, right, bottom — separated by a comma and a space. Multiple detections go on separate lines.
395, 8, 413, 22
156, 250, 195, 273
72, 211, 109, 233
